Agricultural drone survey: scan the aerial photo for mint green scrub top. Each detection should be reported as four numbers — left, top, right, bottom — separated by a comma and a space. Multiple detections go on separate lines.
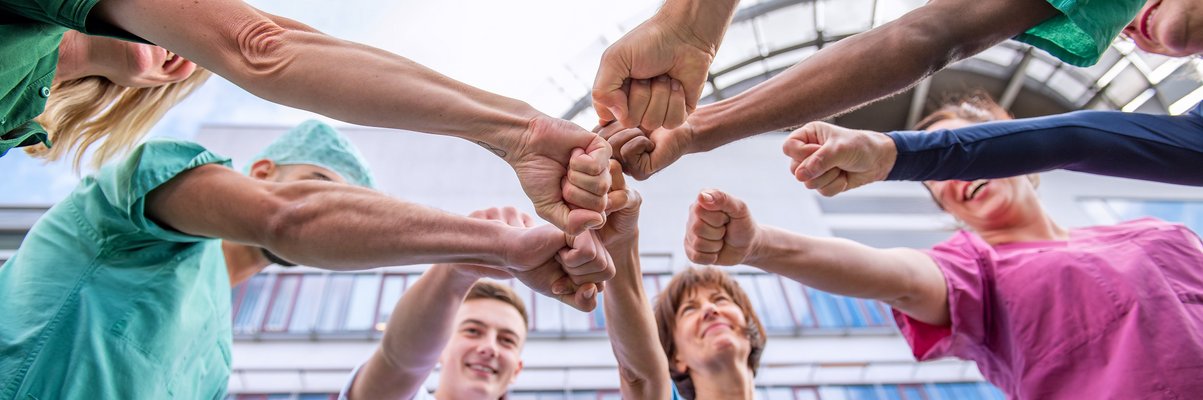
0, 139, 234, 399
0, 0, 141, 157
1017, 0, 1145, 67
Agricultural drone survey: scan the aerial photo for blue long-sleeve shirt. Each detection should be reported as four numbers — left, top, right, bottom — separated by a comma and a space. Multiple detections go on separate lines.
885, 102, 1203, 186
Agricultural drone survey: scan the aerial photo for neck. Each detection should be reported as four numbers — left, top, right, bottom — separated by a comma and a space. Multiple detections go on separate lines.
976, 209, 1068, 246
53, 30, 96, 84
222, 241, 271, 286
690, 361, 755, 400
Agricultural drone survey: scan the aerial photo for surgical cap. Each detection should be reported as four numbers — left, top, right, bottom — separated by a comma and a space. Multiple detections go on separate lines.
245, 120, 375, 188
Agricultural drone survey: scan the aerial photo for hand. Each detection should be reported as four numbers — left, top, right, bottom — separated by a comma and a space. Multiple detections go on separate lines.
592, 16, 717, 131
684, 189, 759, 266
508, 116, 613, 235
439, 208, 528, 281
596, 121, 695, 181
496, 209, 614, 312
783, 122, 897, 197
597, 160, 642, 247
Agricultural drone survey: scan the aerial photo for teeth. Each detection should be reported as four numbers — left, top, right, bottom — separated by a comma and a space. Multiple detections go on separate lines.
468, 364, 495, 374
966, 180, 988, 201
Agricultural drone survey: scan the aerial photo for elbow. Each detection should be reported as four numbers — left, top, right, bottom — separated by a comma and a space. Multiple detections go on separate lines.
228, 19, 300, 80
259, 190, 316, 255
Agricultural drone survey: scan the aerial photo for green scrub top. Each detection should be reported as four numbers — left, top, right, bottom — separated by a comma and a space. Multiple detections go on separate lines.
0, 139, 234, 399
0, 0, 141, 157
1017, 0, 1145, 67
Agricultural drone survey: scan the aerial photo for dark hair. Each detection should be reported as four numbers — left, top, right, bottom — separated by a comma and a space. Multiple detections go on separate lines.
652, 266, 767, 399
466, 280, 529, 330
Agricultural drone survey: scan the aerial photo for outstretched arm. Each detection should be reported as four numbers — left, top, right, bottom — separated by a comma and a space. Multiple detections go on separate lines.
348, 265, 484, 400
685, 189, 949, 326
784, 109, 1203, 197
92, 0, 611, 234
609, 0, 1055, 180
595, 163, 672, 399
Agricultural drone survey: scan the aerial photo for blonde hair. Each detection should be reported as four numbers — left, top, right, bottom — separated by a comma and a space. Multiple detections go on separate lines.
28, 68, 212, 170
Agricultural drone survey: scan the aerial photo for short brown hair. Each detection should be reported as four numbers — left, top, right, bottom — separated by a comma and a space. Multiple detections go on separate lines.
466, 280, 529, 330
913, 91, 1011, 130
652, 266, 766, 400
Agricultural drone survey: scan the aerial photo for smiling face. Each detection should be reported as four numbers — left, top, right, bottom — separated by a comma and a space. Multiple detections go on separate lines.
670, 285, 753, 376
1123, 0, 1203, 56
922, 119, 1044, 231
437, 298, 526, 399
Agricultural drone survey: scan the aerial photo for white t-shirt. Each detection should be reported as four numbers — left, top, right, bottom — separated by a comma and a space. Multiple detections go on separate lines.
338, 363, 436, 400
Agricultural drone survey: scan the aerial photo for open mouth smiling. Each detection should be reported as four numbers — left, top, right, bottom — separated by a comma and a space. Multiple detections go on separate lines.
962, 180, 989, 202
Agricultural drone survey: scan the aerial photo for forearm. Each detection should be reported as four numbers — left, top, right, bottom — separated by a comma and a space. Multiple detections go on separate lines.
655, 0, 740, 51
747, 226, 932, 304
258, 183, 523, 269
603, 239, 671, 398
95, 0, 537, 153
687, 0, 1051, 152
356, 266, 476, 399
887, 110, 1203, 186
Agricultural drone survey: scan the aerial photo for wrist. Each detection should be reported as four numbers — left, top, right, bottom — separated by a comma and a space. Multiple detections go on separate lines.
743, 225, 774, 266
432, 264, 482, 292
870, 131, 899, 181
476, 104, 544, 164
655, 0, 739, 49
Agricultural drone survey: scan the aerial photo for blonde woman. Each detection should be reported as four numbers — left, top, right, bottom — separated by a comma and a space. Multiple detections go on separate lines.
13, 30, 211, 168
3, 0, 612, 235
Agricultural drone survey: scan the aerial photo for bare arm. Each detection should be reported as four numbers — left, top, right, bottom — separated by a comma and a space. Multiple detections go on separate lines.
608, 0, 1057, 180
596, 168, 672, 400
749, 226, 948, 326
350, 265, 479, 400
92, 0, 533, 147
685, 189, 949, 326
92, 0, 614, 234
689, 0, 1056, 151
145, 164, 558, 270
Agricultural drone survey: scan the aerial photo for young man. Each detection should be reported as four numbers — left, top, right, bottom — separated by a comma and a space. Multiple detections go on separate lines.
0, 121, 610, 399
341, 207, 547, 400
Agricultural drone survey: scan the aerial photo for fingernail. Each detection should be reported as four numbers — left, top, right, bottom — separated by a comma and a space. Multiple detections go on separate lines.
553, 282, 568, 295
584, 286, 597, 299
701, 192, 715, 203
671, 79, 682, 91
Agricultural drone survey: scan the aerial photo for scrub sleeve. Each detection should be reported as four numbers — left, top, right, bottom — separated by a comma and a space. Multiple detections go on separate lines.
1016, 0, 1145, 67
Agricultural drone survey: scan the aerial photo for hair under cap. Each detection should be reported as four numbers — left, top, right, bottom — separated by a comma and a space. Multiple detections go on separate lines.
245, 120, 375, 188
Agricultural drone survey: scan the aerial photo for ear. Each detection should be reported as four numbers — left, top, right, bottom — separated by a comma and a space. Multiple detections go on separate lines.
672, 353, 689, 376
248, 159, 277, 180
509, 360, 524, 385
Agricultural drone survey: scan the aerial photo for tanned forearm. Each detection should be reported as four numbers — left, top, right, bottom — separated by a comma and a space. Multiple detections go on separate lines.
353, 266, 477, 400
603, 238, 672, 399
94, 0, 538, 154
655, 0, 741, 51
687, 0, 1055, 152
148, 165, 533, 270
747, 226, 949, 325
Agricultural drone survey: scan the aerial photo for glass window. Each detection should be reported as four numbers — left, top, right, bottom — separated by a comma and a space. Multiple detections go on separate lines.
561, 300, 592, 332
753, 275, 797, 331
233, 275, 273, 334
288, 274, 327, 333
899, 384, 927, 400
809, 290, 846, 328
376, 275, 407, 332
781, 280, 817, 328
591, 291, 607, 330
846, 385, 881, 400
794, 387, 821, 400
342, 274, 382, 332
315, 274, 355, 333
262, 274, 302, 332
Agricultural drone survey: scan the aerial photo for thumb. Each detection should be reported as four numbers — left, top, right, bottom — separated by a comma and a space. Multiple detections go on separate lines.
797, 142, 846, 182
592, 60, 630, 127
696, 189, 749, 218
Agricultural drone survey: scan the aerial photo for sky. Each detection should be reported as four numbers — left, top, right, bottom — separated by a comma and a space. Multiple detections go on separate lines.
2, 0, 668, 204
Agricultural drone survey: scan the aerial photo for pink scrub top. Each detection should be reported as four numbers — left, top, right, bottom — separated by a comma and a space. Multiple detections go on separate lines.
894, 218, 1203, 399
